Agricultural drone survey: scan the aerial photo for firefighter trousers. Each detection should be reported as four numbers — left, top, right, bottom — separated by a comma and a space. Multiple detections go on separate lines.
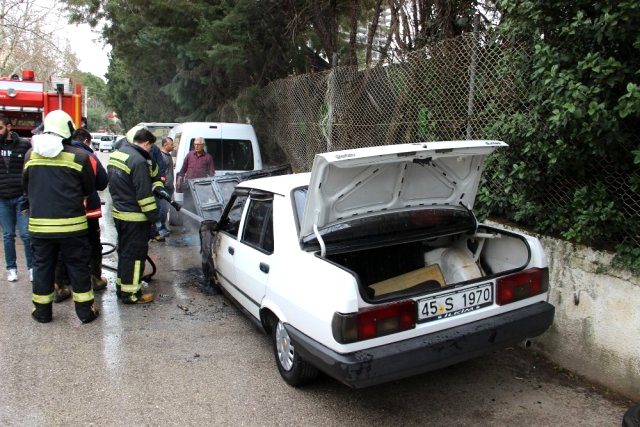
55, 218, 103, 287
87, 218, 103, 277
114, 219, 149, 303
31, 235, 95, 322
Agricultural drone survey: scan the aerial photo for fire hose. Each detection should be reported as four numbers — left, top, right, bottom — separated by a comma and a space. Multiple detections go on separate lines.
100, 187, 203, 282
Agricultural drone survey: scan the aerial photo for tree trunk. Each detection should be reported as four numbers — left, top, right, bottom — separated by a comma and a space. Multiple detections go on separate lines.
348, 0, 359, 66
365, 0, 383, 67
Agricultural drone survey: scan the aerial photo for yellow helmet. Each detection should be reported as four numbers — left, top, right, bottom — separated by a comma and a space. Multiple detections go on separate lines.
43, 110, 75, 139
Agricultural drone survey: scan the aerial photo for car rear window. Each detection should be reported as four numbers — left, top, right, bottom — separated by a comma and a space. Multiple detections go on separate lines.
301, 206, 476, 253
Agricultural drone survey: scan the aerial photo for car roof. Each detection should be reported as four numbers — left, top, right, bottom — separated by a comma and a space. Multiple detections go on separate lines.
238, 172, 310, 195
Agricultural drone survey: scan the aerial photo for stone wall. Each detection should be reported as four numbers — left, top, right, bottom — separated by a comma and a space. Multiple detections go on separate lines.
488, 221, 640, 400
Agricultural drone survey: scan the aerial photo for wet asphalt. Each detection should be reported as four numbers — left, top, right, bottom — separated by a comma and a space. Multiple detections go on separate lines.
0, 153, 633, 426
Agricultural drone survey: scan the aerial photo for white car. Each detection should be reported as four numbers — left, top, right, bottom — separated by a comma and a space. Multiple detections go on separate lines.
207, 141, 555, 388
91, 132, 108, 150
98, 135, 115, 152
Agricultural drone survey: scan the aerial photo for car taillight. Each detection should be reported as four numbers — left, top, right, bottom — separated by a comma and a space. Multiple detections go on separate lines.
496, 267, 549, 305
332, 300, 416, 344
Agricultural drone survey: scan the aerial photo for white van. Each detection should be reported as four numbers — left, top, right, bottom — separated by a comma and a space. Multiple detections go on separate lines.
135, 122, 180, 145
168, 122, 263, 204
90, 132, 109, 150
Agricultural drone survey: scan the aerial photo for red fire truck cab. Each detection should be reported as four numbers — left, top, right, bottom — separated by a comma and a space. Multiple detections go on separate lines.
0, 70, 83, 138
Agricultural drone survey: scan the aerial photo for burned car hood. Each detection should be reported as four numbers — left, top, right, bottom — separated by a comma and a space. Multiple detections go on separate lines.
299, 141, 507, 244
187, 164, 292, 222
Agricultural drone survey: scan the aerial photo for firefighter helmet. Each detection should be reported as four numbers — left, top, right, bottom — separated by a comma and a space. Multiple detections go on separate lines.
43, 110, 75, 139
126, 125, 144, 143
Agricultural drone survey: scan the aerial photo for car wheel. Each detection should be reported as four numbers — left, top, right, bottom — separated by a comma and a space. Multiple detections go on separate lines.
272, 319, 318, 386
623, 404, 640, 427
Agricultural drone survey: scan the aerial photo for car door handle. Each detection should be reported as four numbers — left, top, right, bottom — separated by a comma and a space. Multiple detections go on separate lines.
228, 246, 234, 255
259, 262, 270, 274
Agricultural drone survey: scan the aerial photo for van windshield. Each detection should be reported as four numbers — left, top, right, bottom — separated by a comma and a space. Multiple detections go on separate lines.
191, 138, 254, 171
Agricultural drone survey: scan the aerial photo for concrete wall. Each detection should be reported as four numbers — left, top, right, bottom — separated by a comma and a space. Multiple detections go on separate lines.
488, 221, 640, 400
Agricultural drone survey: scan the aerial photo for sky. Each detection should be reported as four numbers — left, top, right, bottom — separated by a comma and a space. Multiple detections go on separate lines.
68, 23, 111, 80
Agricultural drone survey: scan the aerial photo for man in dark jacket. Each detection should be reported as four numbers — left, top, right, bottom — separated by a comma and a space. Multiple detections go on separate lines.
23, 110, 99, 323
53, 128, 109, 302
0, 114, 32, 282
157, 137, 174, 236
108, 128, 158, 304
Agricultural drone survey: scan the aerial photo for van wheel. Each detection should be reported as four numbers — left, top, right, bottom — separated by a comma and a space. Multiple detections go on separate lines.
272, 319, 318, 387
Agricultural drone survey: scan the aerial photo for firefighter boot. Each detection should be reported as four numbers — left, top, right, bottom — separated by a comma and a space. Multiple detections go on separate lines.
32, 302, 53, 323
91, 275, 108, 291
121, 290, 154, 304
53, 283, 72, 303
75, 300, 100, 324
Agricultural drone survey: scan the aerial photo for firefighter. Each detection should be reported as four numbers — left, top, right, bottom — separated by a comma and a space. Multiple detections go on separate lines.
108, 127, 159, 304
23, 110, 99, 323
53, 127, 109, 302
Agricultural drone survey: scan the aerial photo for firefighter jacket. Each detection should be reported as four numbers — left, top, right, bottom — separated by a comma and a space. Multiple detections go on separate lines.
71, 140, 108, 219
22, 134, 96, 238
108, 141, 159, 223
0, 131, 31, 199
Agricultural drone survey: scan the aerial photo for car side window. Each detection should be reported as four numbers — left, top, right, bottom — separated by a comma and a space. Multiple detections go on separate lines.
292, 187, 308, 231
220, 194, 248, 238
241, 198, 274, 254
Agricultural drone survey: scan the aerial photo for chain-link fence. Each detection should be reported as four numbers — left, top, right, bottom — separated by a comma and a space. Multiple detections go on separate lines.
239, 33, 639, 252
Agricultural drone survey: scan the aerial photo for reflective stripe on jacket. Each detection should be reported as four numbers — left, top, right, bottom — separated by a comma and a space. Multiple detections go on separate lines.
22, 146, 96, 238
107, 142, 158, 223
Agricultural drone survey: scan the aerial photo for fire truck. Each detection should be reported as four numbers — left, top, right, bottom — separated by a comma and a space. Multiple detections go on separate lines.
0, 69, 83, 138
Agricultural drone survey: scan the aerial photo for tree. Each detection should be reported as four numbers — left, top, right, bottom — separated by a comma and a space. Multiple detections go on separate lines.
0, 0, 78, 80
477, 0, 640, 249
63, 0, 495, 125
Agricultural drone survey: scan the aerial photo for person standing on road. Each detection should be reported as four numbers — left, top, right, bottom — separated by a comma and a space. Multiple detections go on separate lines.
157, 137, 174, 237
53, 128, 109, 302
176, 137, 214, 186
176, 137, 214, 212
23, 110, 99, 323
0, 114, 33, 282
108, 128, 158, 304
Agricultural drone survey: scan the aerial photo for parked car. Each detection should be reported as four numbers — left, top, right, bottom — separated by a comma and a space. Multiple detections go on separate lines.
205, 140, 555, 388
98, 135, 115, 152
90, 132, 109, 150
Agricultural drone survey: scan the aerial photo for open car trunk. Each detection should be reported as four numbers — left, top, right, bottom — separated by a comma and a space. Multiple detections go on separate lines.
326, 224, 530, 303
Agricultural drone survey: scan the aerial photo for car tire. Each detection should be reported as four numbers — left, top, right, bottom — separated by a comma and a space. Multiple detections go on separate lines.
623, 404, 640, 427
272, 319, 318, 387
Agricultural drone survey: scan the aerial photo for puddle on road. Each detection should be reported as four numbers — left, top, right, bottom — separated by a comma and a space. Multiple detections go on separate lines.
166, 234, 200, 247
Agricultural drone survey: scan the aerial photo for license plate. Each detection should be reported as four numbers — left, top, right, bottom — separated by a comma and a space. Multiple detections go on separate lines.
417, 283, 493, 323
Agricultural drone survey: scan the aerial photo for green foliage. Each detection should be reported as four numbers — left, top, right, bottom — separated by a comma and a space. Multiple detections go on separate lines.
477, 0, 640, 260
611, 244, 640, 275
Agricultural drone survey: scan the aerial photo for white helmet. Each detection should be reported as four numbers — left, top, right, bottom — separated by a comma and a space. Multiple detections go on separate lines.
43, 110, 75, 139
126, 125, 144, 143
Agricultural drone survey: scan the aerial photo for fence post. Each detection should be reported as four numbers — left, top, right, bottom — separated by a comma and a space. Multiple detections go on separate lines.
466, 14, 480, 140
326, 53, 338, 152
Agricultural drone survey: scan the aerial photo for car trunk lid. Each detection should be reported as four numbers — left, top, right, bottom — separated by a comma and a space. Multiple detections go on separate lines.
299, 140, 507, 247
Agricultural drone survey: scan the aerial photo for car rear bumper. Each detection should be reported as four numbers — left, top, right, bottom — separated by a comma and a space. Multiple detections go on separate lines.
286, 301, 555, 388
